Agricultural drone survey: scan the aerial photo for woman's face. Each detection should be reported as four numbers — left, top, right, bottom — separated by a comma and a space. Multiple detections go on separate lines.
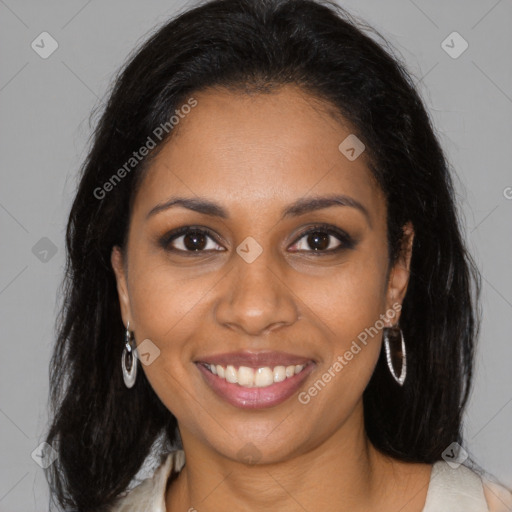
112, 84, 413, 464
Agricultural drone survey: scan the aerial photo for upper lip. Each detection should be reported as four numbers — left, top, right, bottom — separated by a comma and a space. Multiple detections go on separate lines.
195, 351, 313, 368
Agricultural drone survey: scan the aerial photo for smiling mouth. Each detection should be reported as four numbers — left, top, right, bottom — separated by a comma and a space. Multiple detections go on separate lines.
200, 362, 308, 388
196, 360, 315, 409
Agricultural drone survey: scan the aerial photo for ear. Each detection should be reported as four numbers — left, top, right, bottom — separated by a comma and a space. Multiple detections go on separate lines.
111, 245, 132, 329
385, 221, 414, 323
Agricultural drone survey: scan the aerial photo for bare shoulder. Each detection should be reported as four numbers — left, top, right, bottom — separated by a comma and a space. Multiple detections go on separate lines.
482, 479, 512, 512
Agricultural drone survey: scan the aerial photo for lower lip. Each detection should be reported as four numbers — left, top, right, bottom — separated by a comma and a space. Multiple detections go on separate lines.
196, 363, 315, 409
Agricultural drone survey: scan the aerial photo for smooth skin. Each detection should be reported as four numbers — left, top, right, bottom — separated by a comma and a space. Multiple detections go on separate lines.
111, 84, 432, 512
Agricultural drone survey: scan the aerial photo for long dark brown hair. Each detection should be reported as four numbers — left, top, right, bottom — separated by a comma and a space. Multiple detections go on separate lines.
44, 0, 481, 509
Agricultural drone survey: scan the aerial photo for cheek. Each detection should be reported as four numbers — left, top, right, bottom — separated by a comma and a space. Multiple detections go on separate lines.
293, 249, 388, 403
126, 254, 224, 414
128, 244, 212, 342
300, 249, 389, 343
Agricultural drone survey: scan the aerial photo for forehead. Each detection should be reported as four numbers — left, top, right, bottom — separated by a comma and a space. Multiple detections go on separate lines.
131, 84, 385, 222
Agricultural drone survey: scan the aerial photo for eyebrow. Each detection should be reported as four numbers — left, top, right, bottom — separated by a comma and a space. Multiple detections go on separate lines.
146, 194, 372, 227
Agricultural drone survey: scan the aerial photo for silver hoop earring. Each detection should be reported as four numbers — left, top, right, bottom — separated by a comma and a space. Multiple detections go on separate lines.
122, 321, 138, 388
383, 325, 407, 386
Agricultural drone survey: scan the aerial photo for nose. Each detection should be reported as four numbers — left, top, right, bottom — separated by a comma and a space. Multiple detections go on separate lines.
213, 252, 300, 336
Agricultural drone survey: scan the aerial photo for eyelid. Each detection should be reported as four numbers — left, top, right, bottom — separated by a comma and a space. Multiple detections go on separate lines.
159, 225, 225, 253
160, 223, 356, 254
289, 223, 356, 253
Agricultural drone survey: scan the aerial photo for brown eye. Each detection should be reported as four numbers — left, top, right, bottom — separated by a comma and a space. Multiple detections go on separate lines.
180, 230, 208, 251
289, 224, 356, 254
161, 227, 224, 253
304, 231, 332, 251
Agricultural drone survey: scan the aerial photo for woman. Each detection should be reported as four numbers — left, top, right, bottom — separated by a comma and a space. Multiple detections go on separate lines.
44, 0, 512, 510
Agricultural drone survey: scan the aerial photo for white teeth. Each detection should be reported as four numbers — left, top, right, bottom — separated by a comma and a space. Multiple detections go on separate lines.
273, 366, 286, 382
254, 367, 274, 387
238, 366, 254, 387
204, 362, 307, 388
225, 365, 238, 384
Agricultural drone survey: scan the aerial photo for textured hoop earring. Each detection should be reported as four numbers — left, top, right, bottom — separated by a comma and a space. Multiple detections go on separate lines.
122, 321, 138, 388
383, 325, 407, 386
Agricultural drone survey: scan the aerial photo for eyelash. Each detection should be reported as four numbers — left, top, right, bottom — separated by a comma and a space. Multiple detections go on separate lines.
159, 223, 356, 256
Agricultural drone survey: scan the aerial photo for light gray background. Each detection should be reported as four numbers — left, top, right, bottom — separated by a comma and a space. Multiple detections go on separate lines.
0, 1, 511, 510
